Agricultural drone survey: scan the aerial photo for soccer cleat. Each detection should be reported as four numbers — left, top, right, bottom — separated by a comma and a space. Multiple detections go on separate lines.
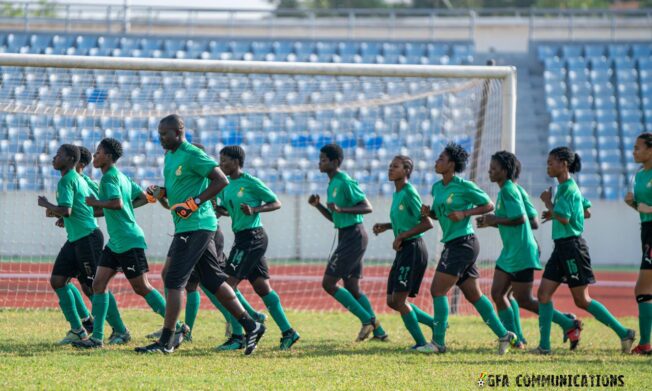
58, 329, 88, 345
72, 337, 103, 349
562, 313, 577, 343
82, 316, 94, 334
371, 333, 389, 342
146, 328, 163, 339
279, 329, 300, 350
244, 322, 266, 356
497, 331, 517, 355
107, 329, 132, 345
621, 329, 636, 353
564, 319, 583, 351
355, 323, 375, 342
429, 340, 447, 353
514, 340, 527, 350
172, 323, 190, 349
135, 341, 173, 354
531, 346, 552, 355
409, 343, 437, 353
215, 335, 245, 351
631, 343, 652, 355
185, 331, 193, 343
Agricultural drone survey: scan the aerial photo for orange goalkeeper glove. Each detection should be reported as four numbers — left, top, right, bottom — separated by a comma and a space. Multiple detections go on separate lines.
146, 185, 166, 203
172, 197, 200, 219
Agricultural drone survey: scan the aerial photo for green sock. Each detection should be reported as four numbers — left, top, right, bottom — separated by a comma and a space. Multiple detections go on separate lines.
401, 309, 427, 346
433, 295, 449, 346
498, 308, 517, 337
509, 298, 525, 342
552, 309, 575, 331
358, 294, 387, 336
68, 284, 90, 320
90, 293, 109, 341
105, 291, 127, 334
55, 286, 82, 330
235, 290, 261, 319
587, 300, 629, 339
185, 290, 201, 331
473, 295, 508, 338
333, 287, 371, 323
262, 290, 292, 333
144, 289, 167, 318
539, 301, 553, 350
639, 302, 652, 345
410, 303, 435, 329
202, 286, 243, 336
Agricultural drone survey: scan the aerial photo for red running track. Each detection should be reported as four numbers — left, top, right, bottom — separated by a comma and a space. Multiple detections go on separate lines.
0, 263, 639, 317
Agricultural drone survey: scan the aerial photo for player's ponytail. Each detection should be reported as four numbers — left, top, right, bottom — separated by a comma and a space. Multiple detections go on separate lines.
570, 153, 582, 173
549, 146, 581, 174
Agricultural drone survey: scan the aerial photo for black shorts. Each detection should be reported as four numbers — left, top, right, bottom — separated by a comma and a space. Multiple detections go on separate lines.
165, 230, 228, 292
495, 265, 535, 283
387, 237, 429, 297
325, 223, 368, 280
641, 222, 652, 270
99, 247, 149, 279
436, 234, 480, 286
52, 228, 103, 288
542, 236, 596, 288
226, 227, 270, 282
187, 227, 226, 288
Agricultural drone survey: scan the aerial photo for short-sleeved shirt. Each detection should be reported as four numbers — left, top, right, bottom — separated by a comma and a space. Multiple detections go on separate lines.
582, 197, 592, 210
56, 170, 98, 242
99, 166, 147, 253
516, 183, 537, 220
552, 178, 584, 240
390, 182, 424, 241
218, 172, 277, 233
81, 173, 99, 198
163, 141, 219, 234
634, 168, 652, 223
495, 180, 541, 272
327, 171, 366, 229
431, 176, 491, 243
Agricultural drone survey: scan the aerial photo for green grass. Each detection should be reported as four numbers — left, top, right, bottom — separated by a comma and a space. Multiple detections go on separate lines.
0, 309, 649, 390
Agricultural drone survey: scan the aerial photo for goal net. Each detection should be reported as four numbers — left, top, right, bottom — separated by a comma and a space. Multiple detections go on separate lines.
0, 53, 515, 315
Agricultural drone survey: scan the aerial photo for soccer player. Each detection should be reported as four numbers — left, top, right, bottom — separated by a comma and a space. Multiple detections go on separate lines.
422, 142, 517, 354
536, 146, 635, 354
308, 143, 387, 342
37, 144, 104, 344
72, 138, 168, 348
624, 132, 652, 355
214, 145, 299, 351
477, 151, 582, 350
372, 156, 434, 352
135, 114, 265, 354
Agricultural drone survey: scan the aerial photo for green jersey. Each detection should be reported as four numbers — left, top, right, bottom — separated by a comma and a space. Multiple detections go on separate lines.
218, 172, 277, 233
582, 197, 592, 210
56, 170, 98, 242
99, 166, 147, 253
634, 168, 652, 223
431, 176, 491, 243
552, 178, 584, 240
516, 183, 538, 220
495, 180, 541, 272
390, 182, 424, 240
326, 171, 366, 229
163, 141, 219, 234
81, 173, 99, 198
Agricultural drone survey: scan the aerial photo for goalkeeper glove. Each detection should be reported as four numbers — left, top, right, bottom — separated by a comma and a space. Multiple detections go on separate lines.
172, 197, 200, 219
146, 185, 166, 203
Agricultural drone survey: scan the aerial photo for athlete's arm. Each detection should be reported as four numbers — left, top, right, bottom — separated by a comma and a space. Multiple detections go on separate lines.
329, 198, 373, 215
132, 191, 150, 209
197, 167, 229, 203
308, 194, 333, 222
241, 199, 281, 215
37, 196, 71, 217
448, 202, 494, 222
86, 195, 123, 210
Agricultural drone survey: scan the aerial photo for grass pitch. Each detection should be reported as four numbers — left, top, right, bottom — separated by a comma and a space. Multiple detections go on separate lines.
0, 309, 649, 390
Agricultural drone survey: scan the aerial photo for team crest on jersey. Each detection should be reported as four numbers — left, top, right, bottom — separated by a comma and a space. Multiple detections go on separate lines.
497, 199, 502, 210
332, 188, 338, 197
237, 187, 245, 198
446, 193, 454, 204
175, 165, 183, 176
399, 204, 404, 211
647, 180, 652, 188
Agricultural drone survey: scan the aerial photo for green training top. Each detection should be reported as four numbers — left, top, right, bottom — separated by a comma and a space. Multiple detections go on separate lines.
495, 180, 541, 272
99, 166, 147, 253
81, 173, 99, 198
164, 141, 218, 234
431, 176, 491, 243
552, 178, 584, 240
218, 172, 278, 233
390, 182, 424, 241
516, 183, 538, 220
326, 171, 366, 229
634, 168, 652, 223
56, 170, 98, 242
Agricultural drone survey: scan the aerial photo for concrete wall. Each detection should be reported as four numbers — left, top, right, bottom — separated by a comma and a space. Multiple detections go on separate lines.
0, 192, 641, 266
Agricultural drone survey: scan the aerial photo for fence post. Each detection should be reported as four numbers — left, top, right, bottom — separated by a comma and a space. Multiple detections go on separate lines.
23, 2, 29, 32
